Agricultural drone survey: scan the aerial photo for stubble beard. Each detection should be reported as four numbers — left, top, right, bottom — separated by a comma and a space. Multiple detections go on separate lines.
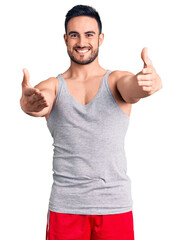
67, 46, 99, 65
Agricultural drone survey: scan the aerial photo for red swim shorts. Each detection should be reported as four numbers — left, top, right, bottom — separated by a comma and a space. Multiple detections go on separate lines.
46, 210, 135, 240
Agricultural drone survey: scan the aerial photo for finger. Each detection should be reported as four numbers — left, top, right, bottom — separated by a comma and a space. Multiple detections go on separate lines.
31, 91, 49, 103
141, 47, 152, 68
24, 87, 40, 96
39, 99, 49, 106
36, 102, 49, 111
35, 96, 48, 105
29, 92, 48, 105
38, 100, 49, 107
142, 67, 153, 74
142, 86, 152, 92
22, 68, 32, 88
137, 74, 152, 81
31, 93, 44, 103
33, 104, 48, 112
138, 80, 152, 86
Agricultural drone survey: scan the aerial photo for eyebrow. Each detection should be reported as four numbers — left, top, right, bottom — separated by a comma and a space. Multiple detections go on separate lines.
68, 31, 96, 35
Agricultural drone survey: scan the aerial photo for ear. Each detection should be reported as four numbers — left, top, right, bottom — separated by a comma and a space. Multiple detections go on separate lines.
64, 34, 68, 46
98, 33, 104, 47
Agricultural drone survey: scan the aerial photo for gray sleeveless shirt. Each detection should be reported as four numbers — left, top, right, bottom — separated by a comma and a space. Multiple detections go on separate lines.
46, 70, 133, 215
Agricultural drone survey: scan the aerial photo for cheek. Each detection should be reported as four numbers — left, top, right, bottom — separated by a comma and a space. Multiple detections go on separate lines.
90, 40, 99, 48
67, 39, 75, 48
67, 43, 71, 49
67, 43, 75, 53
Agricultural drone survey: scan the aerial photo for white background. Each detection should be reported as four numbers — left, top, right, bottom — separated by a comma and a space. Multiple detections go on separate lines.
0, 0, 182, 239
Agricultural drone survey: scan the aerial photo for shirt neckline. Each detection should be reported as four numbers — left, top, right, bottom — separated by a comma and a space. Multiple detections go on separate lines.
60, 70, 110, 109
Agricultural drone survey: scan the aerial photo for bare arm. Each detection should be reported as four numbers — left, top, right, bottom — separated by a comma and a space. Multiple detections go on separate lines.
20, 68, 57, 117
116, 47, 163, 103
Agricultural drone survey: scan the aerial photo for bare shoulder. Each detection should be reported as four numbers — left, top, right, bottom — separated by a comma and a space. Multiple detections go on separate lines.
110, 70, 135, 80
34, 77, 59, 95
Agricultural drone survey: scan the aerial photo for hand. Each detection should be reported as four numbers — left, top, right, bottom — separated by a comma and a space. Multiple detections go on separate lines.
20, 68, 49, 112
137, 47, 163, 94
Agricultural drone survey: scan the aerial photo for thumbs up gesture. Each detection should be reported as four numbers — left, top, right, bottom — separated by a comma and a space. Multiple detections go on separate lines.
20, 68, 49, 113
137, 47, 162, 94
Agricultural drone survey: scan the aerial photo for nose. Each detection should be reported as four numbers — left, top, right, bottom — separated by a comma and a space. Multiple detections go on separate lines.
77, 35, 87, 48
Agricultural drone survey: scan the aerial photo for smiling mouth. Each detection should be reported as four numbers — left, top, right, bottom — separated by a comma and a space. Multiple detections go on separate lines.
75, 49, 90, 54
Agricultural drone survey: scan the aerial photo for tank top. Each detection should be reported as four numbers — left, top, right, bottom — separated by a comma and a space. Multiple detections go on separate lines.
46, 70, 133, 215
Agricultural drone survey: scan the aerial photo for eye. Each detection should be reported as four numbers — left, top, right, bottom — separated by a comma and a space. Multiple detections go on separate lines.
87, 34, 93, 37
71, 34, 78, 38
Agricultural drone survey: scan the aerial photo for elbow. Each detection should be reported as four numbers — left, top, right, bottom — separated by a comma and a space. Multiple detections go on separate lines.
122, 96, 141, 104
130, 98, 141, 104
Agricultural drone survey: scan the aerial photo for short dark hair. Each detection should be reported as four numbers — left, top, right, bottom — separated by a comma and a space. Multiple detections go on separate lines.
65, 5, 102, 34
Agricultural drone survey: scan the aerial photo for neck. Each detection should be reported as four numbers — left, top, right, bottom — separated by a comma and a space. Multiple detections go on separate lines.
66, 57, 106, 80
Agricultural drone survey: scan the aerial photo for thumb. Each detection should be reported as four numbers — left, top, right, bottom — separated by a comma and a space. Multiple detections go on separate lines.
22, 68, 32, 88
141, 47, 152, 68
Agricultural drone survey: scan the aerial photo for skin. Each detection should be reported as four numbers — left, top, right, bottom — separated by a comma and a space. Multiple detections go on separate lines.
20, 16, 163, 120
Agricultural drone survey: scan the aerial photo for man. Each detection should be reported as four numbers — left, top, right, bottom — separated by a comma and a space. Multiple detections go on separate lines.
20, 4, 162, 240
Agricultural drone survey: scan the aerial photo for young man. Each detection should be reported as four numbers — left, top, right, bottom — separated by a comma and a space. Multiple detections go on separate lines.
20, 5, 162, 240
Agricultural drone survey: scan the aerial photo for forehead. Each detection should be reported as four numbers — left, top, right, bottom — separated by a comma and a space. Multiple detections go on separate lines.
67, 16, 99, 33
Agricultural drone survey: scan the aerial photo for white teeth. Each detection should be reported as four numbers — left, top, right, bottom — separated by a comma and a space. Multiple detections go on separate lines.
76, 49, 89, 53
